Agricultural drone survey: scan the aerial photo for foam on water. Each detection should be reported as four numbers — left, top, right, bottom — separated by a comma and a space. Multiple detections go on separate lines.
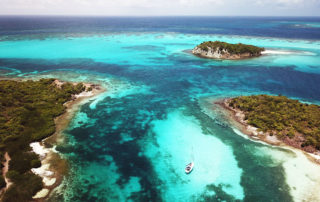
144, 110, 244, 201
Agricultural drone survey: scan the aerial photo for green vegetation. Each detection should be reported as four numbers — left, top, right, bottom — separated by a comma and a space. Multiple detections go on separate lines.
0, 176, 5, 188
229, 95, 320, 149
197, 41, 264, 55
0, 78, 86, 201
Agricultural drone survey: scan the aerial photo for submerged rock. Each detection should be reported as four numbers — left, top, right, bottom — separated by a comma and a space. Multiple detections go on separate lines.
192, 41, 264, 60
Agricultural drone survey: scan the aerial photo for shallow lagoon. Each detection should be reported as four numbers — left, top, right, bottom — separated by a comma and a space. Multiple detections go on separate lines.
1, 17, 320, 201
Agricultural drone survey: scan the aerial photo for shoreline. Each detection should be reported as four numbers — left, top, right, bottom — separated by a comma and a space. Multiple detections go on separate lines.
215, 98, 320, 165
191, 41, 264, 60
192, 52, 263, 60
27, 79, 105, 200
184, 49, 265, 61
0, 153, 12, 196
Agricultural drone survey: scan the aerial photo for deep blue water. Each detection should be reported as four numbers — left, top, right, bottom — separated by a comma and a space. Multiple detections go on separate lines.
1, 17, 320, 202
1, 16, 320, 39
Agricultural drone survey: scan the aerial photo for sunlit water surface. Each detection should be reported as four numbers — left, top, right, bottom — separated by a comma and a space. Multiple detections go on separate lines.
1, 17, 320, 201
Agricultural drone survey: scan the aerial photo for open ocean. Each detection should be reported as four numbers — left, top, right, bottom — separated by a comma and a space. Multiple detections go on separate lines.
1, 16, 320, 201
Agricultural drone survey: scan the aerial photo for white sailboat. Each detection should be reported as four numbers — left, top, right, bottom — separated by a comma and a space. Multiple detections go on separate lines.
185, 147, 194, 174
185, 162, 194, 174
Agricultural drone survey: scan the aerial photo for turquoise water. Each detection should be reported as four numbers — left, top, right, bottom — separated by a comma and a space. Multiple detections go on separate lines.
1, 17, 320, 201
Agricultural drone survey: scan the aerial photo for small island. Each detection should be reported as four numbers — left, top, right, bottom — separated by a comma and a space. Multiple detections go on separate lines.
0, 78, 102, 202
192, 41, 265, 60
220, 95, 320, 156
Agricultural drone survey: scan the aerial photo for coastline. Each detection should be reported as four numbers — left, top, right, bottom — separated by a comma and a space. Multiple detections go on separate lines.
192, 51, 262, 60
15, 79, 105, 201
0, 153, 11, 196
190, 49, 265, 61
215, 98, 320, 165
191, 41, 264, 60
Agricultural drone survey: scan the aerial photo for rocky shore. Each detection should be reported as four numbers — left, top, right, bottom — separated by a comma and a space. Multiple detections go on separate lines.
31, 80, 105, 200
0, 78, 105, 201
192, 41, 264, 60
216, 98, 320, 164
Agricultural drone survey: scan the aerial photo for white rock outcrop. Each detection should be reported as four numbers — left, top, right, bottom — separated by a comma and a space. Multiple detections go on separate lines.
192, 46, 261, 60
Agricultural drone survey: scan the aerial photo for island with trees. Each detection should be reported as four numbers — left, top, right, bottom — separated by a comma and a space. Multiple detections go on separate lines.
192, 41, 265, 60
220, 95, 320, 156
0, 78, 101, 202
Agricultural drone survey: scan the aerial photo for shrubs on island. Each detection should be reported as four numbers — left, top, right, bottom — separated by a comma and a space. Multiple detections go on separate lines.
197, 41, 265, 55
0, 176, 5, 189
229, 95, 320, 149
0, 78, 88, 201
